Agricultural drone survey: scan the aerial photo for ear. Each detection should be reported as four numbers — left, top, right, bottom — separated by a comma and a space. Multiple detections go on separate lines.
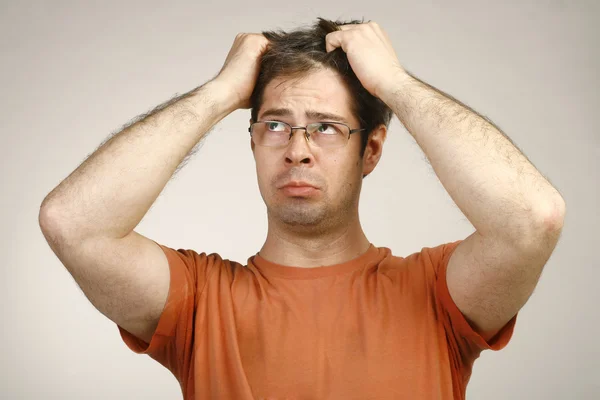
249, 118, 255, 153
362, 124, 387, 177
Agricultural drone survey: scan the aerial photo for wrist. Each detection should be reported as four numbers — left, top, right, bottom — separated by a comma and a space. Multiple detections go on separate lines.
377, 68, 414, 105
198, 79, 240, 118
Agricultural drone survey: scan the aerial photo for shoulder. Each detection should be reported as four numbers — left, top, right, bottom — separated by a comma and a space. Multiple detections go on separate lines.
374, 240, 463, 283
155, 243, 250, 286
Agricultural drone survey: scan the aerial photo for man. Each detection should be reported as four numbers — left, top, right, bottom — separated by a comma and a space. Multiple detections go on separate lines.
39, 18, 565, 399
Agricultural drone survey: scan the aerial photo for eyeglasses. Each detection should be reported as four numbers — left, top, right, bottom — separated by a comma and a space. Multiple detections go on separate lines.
249, 120, 365, 149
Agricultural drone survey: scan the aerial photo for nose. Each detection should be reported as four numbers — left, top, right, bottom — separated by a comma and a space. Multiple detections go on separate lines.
284, 127, 314, 166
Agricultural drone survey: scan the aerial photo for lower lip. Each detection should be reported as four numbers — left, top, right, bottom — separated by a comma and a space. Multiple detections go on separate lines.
281, 186, 318, 196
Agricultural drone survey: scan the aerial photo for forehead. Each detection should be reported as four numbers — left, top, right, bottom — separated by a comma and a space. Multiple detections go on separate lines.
258, 68, 355, 123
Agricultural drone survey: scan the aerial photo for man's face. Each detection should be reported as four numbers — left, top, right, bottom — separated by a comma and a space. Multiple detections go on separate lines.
250, 68, 370, 231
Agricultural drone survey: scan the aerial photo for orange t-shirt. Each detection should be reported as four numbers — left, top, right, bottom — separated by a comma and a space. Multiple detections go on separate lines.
117, 240, 517, 399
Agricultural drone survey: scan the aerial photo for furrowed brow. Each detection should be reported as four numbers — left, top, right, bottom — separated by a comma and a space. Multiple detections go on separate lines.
304, 110, 349, 124
259, 108, 293, 119
260, 108, 349, 124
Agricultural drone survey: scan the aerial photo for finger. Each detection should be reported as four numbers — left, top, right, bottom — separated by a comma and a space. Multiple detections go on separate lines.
369, 22, 390, 44
337, 24, 360, 31
362, 22, 384, 43
325, 31, 345, 53
366, 21, 397, 57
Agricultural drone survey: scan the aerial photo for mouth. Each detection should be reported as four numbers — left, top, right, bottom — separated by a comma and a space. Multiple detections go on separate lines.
280, 185, 319, 197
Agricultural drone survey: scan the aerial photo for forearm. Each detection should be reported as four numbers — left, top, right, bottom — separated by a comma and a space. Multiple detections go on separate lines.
40, 79, 235, 241
384, 72, 565, 245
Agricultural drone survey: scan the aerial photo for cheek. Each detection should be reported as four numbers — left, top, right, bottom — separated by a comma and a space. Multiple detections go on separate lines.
328, 153, 359, 177
255, 157, 276, 191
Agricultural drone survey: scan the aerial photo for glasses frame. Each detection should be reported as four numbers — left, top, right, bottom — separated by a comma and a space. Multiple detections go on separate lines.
248, 120, 366, 148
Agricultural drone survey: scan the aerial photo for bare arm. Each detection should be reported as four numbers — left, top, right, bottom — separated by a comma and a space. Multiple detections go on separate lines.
383, 72, 565, 339
39, 82, 233, 342
39, 33, 270, 343
40, 81, 234, 241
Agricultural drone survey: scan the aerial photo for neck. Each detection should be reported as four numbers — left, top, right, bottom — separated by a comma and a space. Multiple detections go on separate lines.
258, 210, 371, 268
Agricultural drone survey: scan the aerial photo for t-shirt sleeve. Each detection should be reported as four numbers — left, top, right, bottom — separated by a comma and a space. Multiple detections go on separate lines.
116, 240, 215, 379
431, 240, 518, 363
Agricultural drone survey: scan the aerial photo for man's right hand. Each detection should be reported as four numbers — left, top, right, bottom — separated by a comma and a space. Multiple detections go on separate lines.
212, 33, 271, 110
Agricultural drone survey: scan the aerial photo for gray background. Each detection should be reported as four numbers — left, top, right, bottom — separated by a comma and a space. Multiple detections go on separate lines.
1, 0, 598, 399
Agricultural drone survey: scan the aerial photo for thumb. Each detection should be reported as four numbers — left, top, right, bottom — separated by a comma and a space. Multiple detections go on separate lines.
325, 31, 345, 53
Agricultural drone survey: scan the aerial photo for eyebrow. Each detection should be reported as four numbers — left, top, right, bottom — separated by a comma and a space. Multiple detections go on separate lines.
259, 107, 350, 125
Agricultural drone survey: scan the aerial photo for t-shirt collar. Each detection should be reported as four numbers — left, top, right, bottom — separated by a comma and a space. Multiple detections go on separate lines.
250, 244, 380, 279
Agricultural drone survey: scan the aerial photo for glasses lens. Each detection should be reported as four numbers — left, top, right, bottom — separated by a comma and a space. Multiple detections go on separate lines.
251, 121, 291, 147
250, 121, 351, 148
307, 123, 350, 148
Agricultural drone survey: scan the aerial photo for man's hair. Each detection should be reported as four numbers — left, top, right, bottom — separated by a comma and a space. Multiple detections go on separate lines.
250, 18, 393, 159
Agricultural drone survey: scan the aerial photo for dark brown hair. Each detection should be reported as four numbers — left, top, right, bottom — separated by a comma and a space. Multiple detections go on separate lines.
250, 18, 393, 158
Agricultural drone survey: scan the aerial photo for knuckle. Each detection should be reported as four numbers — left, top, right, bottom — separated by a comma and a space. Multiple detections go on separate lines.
367, 21, 380, 31
241, 33, 260, 43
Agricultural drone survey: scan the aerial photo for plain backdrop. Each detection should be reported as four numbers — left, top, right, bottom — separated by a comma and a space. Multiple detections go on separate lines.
1, 0, 598, 399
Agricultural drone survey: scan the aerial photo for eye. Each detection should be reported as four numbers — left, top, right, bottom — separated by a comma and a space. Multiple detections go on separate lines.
315, 123, 338, 135
266, 121, 286, 132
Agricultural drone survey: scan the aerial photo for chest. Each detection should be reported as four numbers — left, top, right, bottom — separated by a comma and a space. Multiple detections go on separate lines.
222, 276, 452, 399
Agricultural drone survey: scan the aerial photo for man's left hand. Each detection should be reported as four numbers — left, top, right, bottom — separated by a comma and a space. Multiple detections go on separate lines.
325, 21, 407, 102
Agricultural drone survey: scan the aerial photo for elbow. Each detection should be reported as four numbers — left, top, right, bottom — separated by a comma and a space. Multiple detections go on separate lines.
39, 200, 75, 244
534, 195, 566, 235
513, 197, 566, 254
39, 202, 59, 233
39, 203, 67, 245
